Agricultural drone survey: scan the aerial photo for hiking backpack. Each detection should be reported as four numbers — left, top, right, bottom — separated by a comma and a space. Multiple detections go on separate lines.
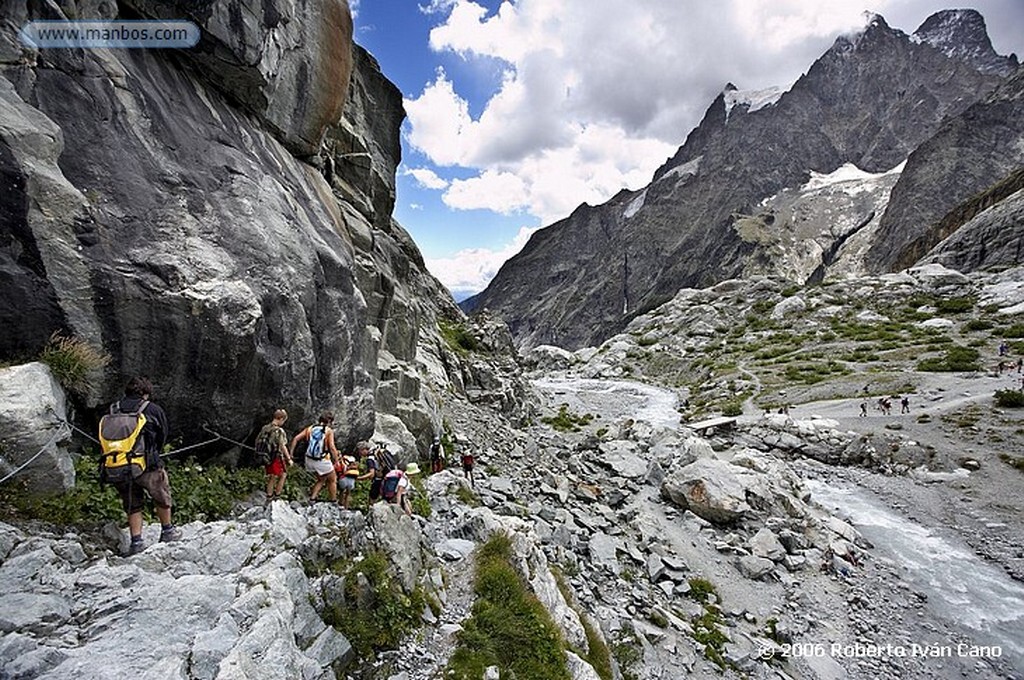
306, 425, 327, 460
381, 469, 403, 501
253, 426, 279, 466
376, 446, 397, 477
97, 400, 149, 484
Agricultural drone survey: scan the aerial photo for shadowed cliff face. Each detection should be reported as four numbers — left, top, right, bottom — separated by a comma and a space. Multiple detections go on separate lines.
0, 0, 480, 449
465, 10, 1017, 351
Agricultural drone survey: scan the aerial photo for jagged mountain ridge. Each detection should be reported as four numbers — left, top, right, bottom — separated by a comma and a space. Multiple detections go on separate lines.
464, 9, 1021, 350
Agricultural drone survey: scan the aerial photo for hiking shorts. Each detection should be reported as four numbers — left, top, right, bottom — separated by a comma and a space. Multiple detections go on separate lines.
305, 457, 334, 477
338, 476, 355, 492
265, 457, 286, 477
115, 467, 172, 514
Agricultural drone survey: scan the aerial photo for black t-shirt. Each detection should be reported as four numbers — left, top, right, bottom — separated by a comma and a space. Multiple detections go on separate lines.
115, 397, 169, 465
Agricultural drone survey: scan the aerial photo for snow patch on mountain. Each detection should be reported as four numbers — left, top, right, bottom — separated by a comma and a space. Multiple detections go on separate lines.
622, 189, 647, 219
724, 85, 788, 120
656, 155, 701, 184
801, 161, 906, 196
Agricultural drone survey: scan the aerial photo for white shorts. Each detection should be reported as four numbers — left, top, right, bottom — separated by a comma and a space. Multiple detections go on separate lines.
305, 457, 334, 477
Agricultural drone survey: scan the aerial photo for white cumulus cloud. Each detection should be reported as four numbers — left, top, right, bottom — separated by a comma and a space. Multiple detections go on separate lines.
404, 166, 450, 190
426, 225, 540, 299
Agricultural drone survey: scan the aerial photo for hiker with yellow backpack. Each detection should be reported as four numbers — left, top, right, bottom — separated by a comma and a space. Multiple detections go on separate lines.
98, 376, 181, 555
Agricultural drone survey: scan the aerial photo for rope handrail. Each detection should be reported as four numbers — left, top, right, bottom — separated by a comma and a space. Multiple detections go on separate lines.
0, 423, 70, 485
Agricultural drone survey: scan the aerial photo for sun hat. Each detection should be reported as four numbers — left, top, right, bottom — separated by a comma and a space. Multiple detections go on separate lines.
405, 462, 421, 476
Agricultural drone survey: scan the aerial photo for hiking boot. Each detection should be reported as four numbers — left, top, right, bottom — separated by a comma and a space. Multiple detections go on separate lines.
159, 526, 182, 543
127, 540, 145, 556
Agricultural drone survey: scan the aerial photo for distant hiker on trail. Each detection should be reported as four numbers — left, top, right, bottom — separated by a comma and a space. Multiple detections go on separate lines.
290, 411, 340, 503
999, 340, 1009, 356
900, 396, 910, 414
461, 450, 476, 488
99, 376, 180, 555
257, 409, 291, 504
381, 462, 420, 516
859, 401, 868, 417
429, 436, 445, 473
1017, 357, 1023, 374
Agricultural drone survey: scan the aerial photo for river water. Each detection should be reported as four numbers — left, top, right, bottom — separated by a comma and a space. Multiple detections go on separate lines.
531, 377, 680, 429
807, 479, 1024, 672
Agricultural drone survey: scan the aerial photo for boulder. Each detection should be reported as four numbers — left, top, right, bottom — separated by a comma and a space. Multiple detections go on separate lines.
0, 363, 73, 493
523, 345, 577, 371
367, 502, 424, 593
661, 458, 751, 525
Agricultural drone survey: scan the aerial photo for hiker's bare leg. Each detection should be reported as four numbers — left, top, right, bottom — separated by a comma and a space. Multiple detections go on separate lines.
275, 473, 286, 495
128, 511, 143, 537
155, 505, 171, 526
265, 476, 275, 497
327, 473, 338, 502
310, 477, 324, 500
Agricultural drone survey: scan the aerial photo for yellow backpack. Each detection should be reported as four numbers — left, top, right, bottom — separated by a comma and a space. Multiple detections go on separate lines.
98, 400, 149, 483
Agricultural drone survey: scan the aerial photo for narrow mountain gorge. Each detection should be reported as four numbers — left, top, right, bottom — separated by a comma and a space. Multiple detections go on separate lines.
2, 4, 1024, 680
464, 10, 1023, 351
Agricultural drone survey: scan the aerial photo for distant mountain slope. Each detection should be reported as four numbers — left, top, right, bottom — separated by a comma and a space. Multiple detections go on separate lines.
866, 66, 1024, 272
464, 10, 1017, 350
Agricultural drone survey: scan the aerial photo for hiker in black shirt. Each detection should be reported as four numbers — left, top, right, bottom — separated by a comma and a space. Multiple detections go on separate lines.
110, 377, 181, 554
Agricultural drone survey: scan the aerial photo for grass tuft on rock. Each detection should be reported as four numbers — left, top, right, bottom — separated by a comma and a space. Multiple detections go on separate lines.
39, 332, 110, 396
447, 533, 571, 680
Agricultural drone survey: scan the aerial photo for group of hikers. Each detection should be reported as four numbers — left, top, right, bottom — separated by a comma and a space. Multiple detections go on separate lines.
254, 409, 419, 514
859, 394, 910, 417
99, 376, 477, 557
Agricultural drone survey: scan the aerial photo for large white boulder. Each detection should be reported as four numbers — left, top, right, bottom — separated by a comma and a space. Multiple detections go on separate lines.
0, 363, 74, 493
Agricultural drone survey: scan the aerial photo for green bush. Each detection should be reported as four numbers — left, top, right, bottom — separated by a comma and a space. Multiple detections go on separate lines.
916, 345, 980, 372
541, 404, 594, 432
962, 319, 994, 332
994, 389, 1024, 408
439, 320, 480, 353
721, 401, 743, 417
1001, 323, 1024, 338
935, 297, 975, 314
447, 534, 570, 680
39, 332, 110, 396
322, 551, 427, 659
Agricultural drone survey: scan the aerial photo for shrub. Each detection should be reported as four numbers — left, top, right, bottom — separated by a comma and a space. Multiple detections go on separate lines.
541, 404, 594, 432
917, 345, 980, 372
322, 551, 427, 659
439, 320, 480, 353
962, 319, 994, 332
39, 332, 110, 396
721, 401, 743, 417
935, 297, 975, 314
447, 534, 570, 680
1001, 324, 1024, 338
994, 389, 1024, 408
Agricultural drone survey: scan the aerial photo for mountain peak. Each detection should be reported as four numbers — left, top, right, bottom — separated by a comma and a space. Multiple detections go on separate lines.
913, 9, 1018, 76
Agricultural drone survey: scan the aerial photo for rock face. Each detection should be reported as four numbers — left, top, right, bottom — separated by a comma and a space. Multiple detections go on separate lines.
124, 0, 354, 157
0, 363, 73, 493
866, 68, 1024, 271
0, 1, 520, 453
464, 10, 1017, 349
920, 183, 1024, 271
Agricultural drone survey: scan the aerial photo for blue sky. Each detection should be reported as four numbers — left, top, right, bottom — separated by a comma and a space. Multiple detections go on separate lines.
350, 0, 1024, 301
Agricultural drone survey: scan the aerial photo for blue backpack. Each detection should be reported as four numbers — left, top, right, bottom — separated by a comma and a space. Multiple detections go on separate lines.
307, 425, 327, 460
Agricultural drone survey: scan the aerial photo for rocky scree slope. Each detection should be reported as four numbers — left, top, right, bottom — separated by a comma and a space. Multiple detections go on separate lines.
0, 0, 524, 460
464, 10, 1020, 350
